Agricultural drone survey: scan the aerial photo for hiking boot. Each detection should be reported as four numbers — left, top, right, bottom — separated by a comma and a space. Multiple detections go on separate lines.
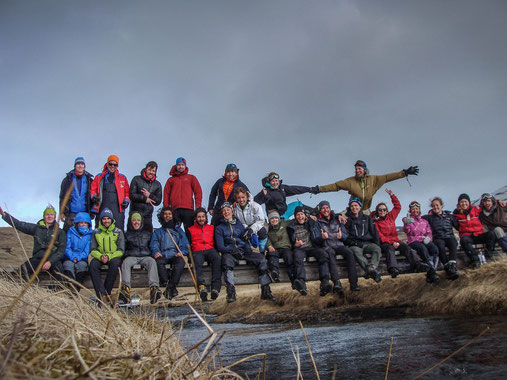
210, 289, 219, 300
444, 262, 459, 281
426, 268, 440, 284
388, 267, 400, 279
199, 285, 208, 302
416, 262, 429, 273
226, 285, 236, 303
332, 281, 345, 298
163, 283, 178, 300
271, 270, 280, 283
319, 280, 333, 296
119, 284, 131, 304
260, 285, 276, 302
350, 284, 361, 292
470, 258, 481, 269
371, 270, 382, 283
150, 286, 162, 304
101, 294, 112, 307
293, 279, 307, 296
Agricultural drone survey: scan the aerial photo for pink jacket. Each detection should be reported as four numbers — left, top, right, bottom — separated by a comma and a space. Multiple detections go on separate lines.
403, 215, 432, 244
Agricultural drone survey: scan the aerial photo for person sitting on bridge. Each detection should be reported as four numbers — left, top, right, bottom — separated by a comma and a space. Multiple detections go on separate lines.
0, 204, 66, 282
479, 193, 507, 255
266, 210, 295, 284
215, 202, 275, 303
89, 208, 125, 305
403, 201, 440, 283
317, 200, 360, 295
254, 172, 319, 219
317, 160, 419, 213
62, 211, 92, 289
453, 193, 497, 267
150, 206, 189, 300
344, 197, 382, 283
187, 208, 222, 302
287, 206, 333, 297
120, 213, 161, 305
233, 187, 268, 252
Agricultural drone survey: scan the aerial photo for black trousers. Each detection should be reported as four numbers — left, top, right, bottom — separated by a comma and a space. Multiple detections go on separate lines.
409, 241, 439, 265
433, 237, 458, 264
22, 257, 64, 282
380, 242, 420, 270
325, 246, 358, 286
293, 247, 330, 282
176, 208, 195, 231
155, 256, 185, 287
222, 250, 271, 286
266, 247, 294, 281
89, 257, 122, 298
192, 248, 222, 292
460, 231, 496, 261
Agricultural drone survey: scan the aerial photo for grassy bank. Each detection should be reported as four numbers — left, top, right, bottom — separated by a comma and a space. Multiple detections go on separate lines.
210, 259, 507, 323
0, 277, 237, 379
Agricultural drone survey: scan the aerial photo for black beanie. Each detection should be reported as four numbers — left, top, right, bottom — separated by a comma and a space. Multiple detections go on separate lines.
294, 206, 305, 217
458, 193, 471, 203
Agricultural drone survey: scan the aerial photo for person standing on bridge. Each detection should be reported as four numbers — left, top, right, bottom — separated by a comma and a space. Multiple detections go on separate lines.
129, 161, 162, 232
317, 160, 419, 213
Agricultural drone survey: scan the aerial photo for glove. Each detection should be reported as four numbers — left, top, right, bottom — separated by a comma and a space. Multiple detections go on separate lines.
242, 228, 253, 240
121, 200, 130, 209
403, 217, 414, 225
230, 248, 244, 260
403, 166, 419, 176
250, 234, 259, 248
311, 186, 320, 194
91, 195, 99, 204
423, 236, 431, 245
90, 212, 96, 220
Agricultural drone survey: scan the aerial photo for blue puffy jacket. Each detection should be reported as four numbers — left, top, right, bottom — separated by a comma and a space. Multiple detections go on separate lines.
150, 224, 189, 259
64, 212, 93, 262
215, 218, 251, 254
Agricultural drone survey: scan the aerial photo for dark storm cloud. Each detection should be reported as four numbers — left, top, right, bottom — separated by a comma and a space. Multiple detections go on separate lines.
0, 0, 506, 223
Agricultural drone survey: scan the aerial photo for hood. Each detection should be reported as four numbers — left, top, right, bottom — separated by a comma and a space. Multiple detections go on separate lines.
74, 212, 91, 225
262, 176, 282, 189
170, 165, 189, 177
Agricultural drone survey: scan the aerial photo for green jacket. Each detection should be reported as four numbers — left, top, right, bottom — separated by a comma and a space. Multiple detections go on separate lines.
2, 213, 66, 264
266, 220, 292, 250
90, 220, 125, 261
318, 171, 405, 211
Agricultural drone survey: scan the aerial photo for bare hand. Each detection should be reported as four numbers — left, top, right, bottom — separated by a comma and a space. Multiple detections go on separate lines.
60, 214, 65, 222
295, 238, 306, 247
0, 205, 5, 217
42, 261, 51, 271
393, 242, 400, 249
338, 214, 347, 224
154, 252, 162, 259
101, 255, 108, 264
176, 252, 183, 258
208, 210, 214, 216
336, 227, 342, 240
268, 246, 276, 253
310, 215, 317, 222
500, 200, 506, 207
141, 188, 150, 197
74, 258, 77, 263
385, 188, 394, 197
321, 229, 329, 240
146, 197, 155, 205
262, 188, 267, 195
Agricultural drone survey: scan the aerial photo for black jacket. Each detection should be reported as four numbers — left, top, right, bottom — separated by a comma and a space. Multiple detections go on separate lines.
344, 210, 379, 247
208, 176, 249, 212
254, 177, 314, 215
125, 228, 153, 257
59, 170, 94, 216
129, 170, 162, 217
2, 213, 66, 264
422, 211, 458, 240
287, 218, 322, 248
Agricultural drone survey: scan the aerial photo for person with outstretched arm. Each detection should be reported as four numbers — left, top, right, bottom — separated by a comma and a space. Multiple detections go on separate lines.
317, 160, 419, 213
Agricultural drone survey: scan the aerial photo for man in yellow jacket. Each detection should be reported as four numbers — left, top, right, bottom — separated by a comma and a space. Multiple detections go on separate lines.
317, 160, 418, 213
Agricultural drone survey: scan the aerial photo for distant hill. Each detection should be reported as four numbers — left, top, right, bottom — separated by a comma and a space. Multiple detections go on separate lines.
473, 185, 507, 205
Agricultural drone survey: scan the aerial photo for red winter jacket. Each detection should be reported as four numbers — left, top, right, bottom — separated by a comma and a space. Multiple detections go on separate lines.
90, 165, 130, 214
371, 194, 401, 244
188, 222, 215, 252
453, 205, 485, 237
163, 166, 202, 210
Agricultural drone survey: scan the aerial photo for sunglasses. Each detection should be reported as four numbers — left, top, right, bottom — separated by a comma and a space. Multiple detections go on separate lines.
269, 175, 280, 180
377, 208, 388, 212
108, 162, 118, 167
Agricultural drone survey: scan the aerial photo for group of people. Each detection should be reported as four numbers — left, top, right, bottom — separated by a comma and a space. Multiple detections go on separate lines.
1, 156, 505, 305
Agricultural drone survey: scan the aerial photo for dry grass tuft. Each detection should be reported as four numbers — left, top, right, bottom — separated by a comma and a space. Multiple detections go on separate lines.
210, 259, 507, 323
0, 277, 239, 379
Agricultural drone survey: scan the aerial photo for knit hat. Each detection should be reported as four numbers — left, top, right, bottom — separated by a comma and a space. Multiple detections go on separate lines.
349, 197, 362, 207
458, 193, 471, 203
176, 157, 186, 165
131, 212, 142, 222
220, 202, 233, 210
225, 163, 238, 173
294, 206, 305, 217
99, 208, 114, 221
354, 160, 367, 170
43, 204, 56, 217
74, 157, 85, 166
268, 211, 280, 220
409, 201, 421, 209
107, 155, 119, 164
145, 161, 158, 169
318, 200, 330, 210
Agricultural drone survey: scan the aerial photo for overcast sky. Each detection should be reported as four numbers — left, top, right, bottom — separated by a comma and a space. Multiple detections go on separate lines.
1, 0, 506, 227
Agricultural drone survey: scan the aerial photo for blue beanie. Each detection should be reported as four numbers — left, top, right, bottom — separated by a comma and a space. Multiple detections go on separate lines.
74, 157, 85, 166
176, 157, 186, 165
99, 208, 114, 221
349, 197, 362, 207
354, 160, 367, 170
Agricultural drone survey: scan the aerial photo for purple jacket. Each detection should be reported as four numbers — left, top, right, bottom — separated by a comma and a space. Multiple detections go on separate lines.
403, 215, 432, 244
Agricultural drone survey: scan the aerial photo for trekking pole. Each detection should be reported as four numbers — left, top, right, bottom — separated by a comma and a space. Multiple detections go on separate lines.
165, 229, 207, 321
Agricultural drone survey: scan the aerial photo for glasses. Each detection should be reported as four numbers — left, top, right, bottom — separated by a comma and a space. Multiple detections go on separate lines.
108, 162, 118, 167
269, 175, 280, 180
377, 208, 388, 212
481, 193, 493, 199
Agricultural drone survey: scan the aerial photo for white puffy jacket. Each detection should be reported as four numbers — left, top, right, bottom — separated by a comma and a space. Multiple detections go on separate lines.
234, 197, 266, 234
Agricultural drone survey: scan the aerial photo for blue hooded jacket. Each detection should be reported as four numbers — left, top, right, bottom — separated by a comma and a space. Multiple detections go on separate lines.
150, 223, 189, 259
65, 212, 93, 262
